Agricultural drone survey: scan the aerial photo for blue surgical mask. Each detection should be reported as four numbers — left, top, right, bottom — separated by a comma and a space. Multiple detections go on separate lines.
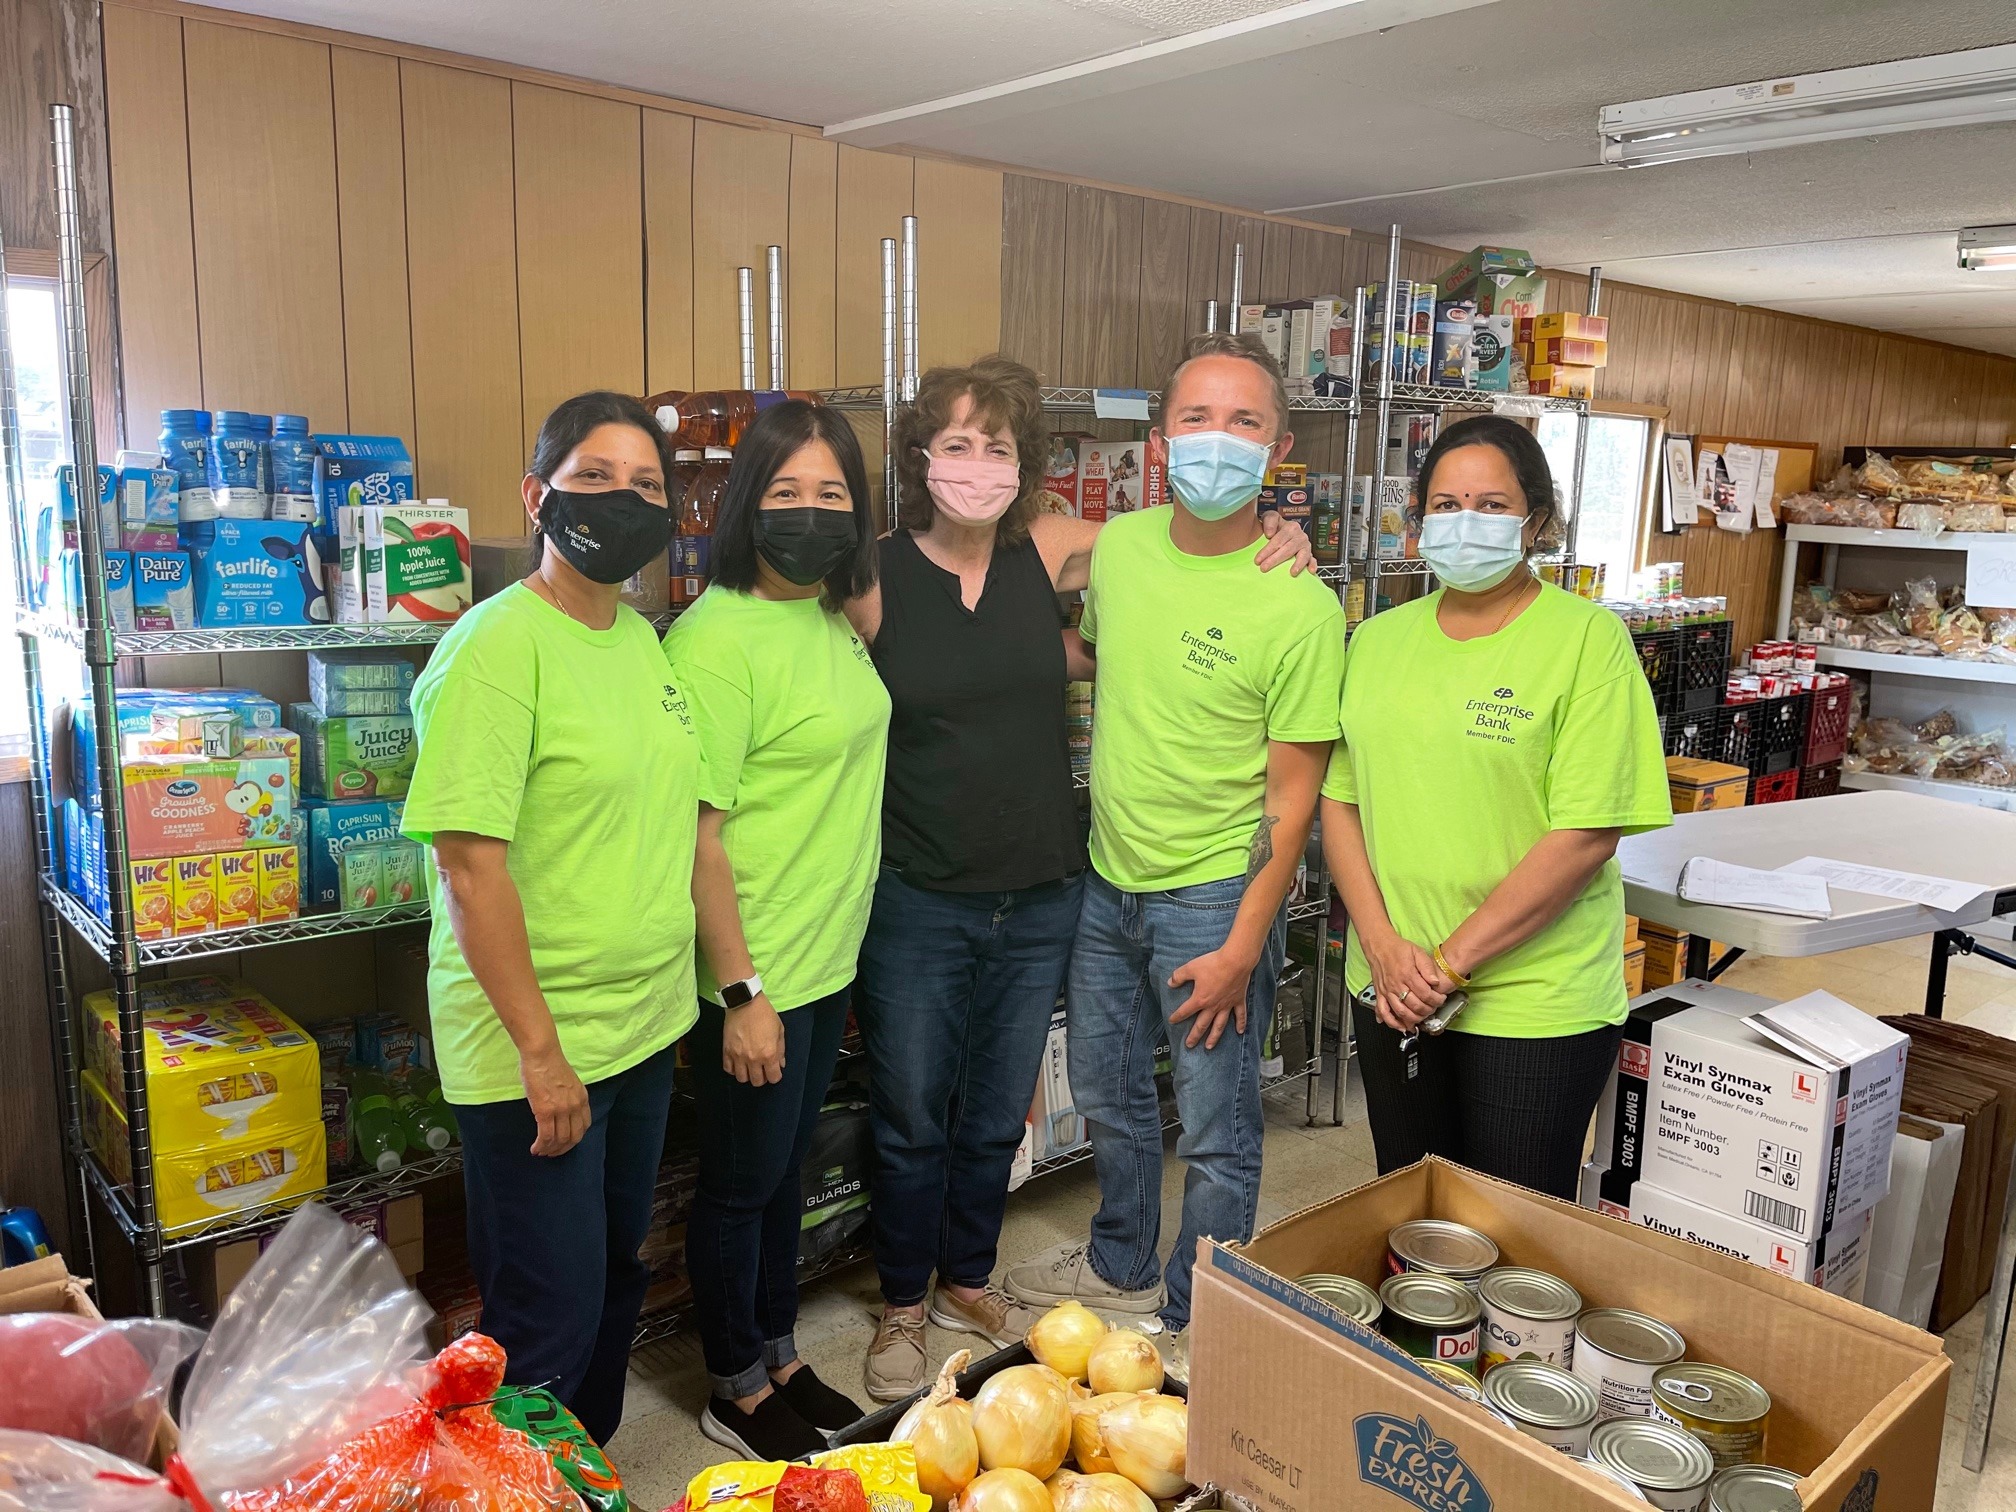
1165, 431, 1271, 520
1418, 509, 1528, 591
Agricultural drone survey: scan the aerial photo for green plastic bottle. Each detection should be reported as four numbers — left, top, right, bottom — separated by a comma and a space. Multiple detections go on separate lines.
350, 1071, 408, 1172
393, 1079, 456, 1152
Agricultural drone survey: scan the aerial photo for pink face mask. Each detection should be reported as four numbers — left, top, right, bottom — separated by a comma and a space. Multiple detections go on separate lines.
927, 453, 1020, 524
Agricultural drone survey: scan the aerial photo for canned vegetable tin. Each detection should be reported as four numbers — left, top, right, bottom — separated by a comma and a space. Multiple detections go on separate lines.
1295, 1272, 1383, 1328
1419, 1358, 1485, 1403
1574, 1308, 1687, 1419
1579, 1457, 1650, 1503
1387, 1219, 1500, 1292
1707, 1465, 1802, 1512
1590, 1419, 1717, 1512
1479, 1266, 1582, 1372
1482, 1360, 1599, 1455
1378, 1272, 1481, 1374
1652, 1363, 1771, 1468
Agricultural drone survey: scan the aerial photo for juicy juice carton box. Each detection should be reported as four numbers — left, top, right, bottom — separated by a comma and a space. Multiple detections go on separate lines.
302, 798, 406, 911
132, 550, 196, 630
291, 703, 416, 800
193, 518, 328, 627
362, 501, 470, 622
120, 755, 294, 858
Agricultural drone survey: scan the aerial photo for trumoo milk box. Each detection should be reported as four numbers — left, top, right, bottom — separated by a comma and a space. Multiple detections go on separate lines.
1641, 991, 1908, 1242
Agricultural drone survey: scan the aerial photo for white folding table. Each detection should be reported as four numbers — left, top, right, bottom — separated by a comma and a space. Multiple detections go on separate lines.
1619, 789, 2016, 1471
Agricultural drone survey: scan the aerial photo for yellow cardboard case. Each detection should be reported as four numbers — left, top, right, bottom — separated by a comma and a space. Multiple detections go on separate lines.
1189, 1158, 1947, 1512
81, 977, 319, 1149
82, 1068, 326, 1232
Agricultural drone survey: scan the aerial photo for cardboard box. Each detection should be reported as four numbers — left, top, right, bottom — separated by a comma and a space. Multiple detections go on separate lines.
1528, 336, 1608, 368
1622, 942, 1645, 998
171, 852, 217, 936
1528, 362, 1597, 398
1189, 1159, 1948, 1512
195, 1192, 423, 1314
1667, 756, 1750, 813
119, 754, 294, 858
362, 501, 470, 622
1437, 245, 1545, 319
1526, 312, 1609, 342
193, 518, 327, 627
1603, 1176, 1873, 1299
215, 849, 260, 929
1076, 442, 1149, 523
1642, 992, 1908, 1241
1623, 914, 1641, 945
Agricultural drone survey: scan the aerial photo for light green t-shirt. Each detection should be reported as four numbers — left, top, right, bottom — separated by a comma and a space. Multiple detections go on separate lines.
664, 586, 891, 1009
1323, 583, 1672, 1038
1081, 508, 1345, 891
403, 583, 703, 1103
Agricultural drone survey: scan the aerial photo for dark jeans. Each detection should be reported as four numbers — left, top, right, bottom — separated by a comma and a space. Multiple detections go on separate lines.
857, 866, 1085, 1306
687, 986, 851, 1398
455, 1040, 678, 1446
1350, 1000, 1622, 1200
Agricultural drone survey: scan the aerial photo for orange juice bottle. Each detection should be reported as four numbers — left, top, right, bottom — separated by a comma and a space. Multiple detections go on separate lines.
129, 858, 174, 940
657, 391, 731, 451
216, 851, 259, 929
172, 854, 217, 935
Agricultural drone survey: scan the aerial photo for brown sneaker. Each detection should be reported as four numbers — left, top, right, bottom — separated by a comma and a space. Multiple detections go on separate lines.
864, 1307, 927, 1404
928, 1284, 1044, 1349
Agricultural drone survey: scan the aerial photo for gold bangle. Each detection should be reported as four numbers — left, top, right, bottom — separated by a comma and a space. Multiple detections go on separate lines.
1434, 943, 1472, 988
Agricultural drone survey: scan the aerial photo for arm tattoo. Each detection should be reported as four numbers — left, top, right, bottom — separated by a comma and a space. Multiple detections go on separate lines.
1246, 812, 1280, 882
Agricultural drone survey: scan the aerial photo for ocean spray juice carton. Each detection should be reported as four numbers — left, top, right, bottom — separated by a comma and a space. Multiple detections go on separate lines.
290, 703, 416, 800
362, 501, 470, 622
193, 518, 328, 627
216, 849, 260, 929
258, 845, 299, 922
171, 852, 217, 935
302, 798, 405, 911
131, 550, 195, 630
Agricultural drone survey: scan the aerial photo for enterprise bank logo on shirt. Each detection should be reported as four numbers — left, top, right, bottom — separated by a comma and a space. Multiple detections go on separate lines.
1464, 682, 1535, 745
661, 681, 693, 730
1179, 624, 1239, 679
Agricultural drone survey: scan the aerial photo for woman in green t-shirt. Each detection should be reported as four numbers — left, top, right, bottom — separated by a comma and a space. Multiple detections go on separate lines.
402, 391, 700, 1445
664, 400, 890, 1462
1320, 415, 1671, 1200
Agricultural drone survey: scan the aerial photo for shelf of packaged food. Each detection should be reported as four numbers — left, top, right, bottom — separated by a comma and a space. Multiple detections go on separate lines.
1839, 768, 2016, 812
42, 873, 429, 966
16, 611, 453, 657
1386, 383, 1587, 413
1784, 524, 2011, 552
1815, 646, 2016, 686
77, 1138, 464, 1253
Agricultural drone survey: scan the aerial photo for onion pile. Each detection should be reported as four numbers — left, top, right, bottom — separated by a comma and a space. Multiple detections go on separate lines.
1099, 1394, 1188, 1499
1049, 1470, 1157, 1512
897, 1349, 981, 1509
1085, 1329, 1163, 1395
954, 1468, 1054, 1512
1066, 1391, 1134, 1476
1025, 1300, 1107, 1381
971, 1363, 1072, 1480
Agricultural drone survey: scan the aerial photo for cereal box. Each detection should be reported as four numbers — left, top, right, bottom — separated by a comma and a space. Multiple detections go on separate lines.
172, 853, 217, 935
129, 857, 174, 941
291, 704, 416, 801
216, 850, 260, 929
120, 755, 293, 859
258, 845, 299, 923
1077, 443, 1148, 523
362, 501, 470, 623
1039, 435, 1083, 517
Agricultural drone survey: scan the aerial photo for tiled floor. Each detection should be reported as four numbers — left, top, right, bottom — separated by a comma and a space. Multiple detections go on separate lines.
606, 940, 2016, 1510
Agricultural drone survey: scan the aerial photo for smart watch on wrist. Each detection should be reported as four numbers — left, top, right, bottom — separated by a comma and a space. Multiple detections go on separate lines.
720, 973, 764, 1008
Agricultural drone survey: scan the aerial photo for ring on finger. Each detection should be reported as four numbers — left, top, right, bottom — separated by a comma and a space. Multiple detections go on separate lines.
1398, 986, 1411, 1003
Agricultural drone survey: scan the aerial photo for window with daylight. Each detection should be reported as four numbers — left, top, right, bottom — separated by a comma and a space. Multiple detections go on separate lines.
1, 275, 71, 752
1538, 409, 1658, 593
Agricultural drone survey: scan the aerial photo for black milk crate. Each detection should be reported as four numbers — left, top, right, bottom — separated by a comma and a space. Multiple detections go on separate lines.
1674, 620, 1733, 712
1632, 627, 1682, 714
1799, 761, 1843, 800
1756, 692, 1811, 775
1712, 702, 1758, 771
1664, 705, 1722, 761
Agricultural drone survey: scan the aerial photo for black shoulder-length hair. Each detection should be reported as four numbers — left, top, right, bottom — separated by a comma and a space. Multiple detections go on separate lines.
1406, 412, 1562, 552
525, 390, 674, 568
709, 400, 877, 611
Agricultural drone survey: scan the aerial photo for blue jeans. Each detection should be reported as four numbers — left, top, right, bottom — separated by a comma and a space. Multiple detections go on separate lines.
1068, 871, 1286, 1330
455, 1041, 678, 1445
686, 987, 851, 1399
857, 867, 1085, 1306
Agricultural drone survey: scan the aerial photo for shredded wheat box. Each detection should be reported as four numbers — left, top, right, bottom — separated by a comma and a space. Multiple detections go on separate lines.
1189, 1158, 1946, 1512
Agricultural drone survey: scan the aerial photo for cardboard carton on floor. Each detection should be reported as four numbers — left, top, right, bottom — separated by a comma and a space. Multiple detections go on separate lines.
1623, 941, 1645, 998
1189, 1159, 1948, 1512
1667, 755, 1750, 813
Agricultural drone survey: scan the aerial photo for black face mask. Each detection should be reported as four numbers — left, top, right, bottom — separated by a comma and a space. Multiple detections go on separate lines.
755, 507, 858, 587
538, 486, 672, 584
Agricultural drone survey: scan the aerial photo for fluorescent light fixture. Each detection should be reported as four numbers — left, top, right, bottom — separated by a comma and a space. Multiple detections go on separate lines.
1601, 43, 2016, 167
1959, 224, 2016, 271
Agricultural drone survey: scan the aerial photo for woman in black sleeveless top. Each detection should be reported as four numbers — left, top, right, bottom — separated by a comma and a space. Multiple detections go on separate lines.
844, 355, 1312, 1401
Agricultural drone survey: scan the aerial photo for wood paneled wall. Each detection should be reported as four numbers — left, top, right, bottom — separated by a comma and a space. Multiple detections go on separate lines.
998, 173, 2016, 650
99, 2, 1004, 536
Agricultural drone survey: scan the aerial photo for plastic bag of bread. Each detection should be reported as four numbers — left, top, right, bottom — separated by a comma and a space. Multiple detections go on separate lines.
1935, 605, 1987, 657
1913, 709, 1960, 741
1930, 729, 2006, 779
1971, 752, 2016, 787
1903, 578, 1942, 640
1855, 453, 1907, 498
1949, 501, 2006, 532
1833, 587, 1892, 615
1899, 500, 1950, 535
1776, 493, 1838, 525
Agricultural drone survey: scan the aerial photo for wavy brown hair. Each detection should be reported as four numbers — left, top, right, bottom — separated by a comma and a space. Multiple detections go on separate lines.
892, 354, 1051, 545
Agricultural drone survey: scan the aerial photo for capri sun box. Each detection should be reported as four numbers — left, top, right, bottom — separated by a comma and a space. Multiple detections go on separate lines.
1186, 1158, 1946, 1512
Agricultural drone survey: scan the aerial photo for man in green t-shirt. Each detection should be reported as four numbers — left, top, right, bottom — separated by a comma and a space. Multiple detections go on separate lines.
1004, 333, 1344, 1335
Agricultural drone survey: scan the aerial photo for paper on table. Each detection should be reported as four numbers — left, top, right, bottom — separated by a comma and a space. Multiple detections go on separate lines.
1678, 856, 1833, 917
1966, 539, 2016, 610
1779, 856, 1993, 914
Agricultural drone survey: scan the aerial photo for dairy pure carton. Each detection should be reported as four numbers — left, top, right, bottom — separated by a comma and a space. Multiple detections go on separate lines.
1642, 991, 1908, 1242
362, 501, 470, 622
1615, 1177, 1873, 1300
131, 550, 195, 631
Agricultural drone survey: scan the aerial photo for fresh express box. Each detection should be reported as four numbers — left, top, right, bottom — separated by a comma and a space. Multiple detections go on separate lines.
1189, 1159, 1947, 1512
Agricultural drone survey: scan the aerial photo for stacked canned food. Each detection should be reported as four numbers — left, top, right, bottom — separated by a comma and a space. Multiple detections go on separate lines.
1288, 1218, 1805, 1512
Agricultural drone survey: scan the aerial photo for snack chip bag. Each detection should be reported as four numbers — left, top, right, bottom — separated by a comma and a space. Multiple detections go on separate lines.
489, 1389, 628, 1512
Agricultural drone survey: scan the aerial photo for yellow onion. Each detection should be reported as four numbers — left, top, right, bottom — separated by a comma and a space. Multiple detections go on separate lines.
1026, 1300, 1107, 1381
897, 1349, 979, 1509
1086, 1330, 1163, 1395
1068, 1392, 1136, 1476
953, 1467, 1054, 1512
1052, 1472, 1156, 1512
1045, 1468, 1084, 1495
1101, 1394, 1187, 1499
972, 1363, 1071, 1479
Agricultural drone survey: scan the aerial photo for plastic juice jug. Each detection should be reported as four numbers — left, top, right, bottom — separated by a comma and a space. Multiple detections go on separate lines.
349, 1069, 408, 1172
667, 451, 705, 609
656, 392, 732, 451
674, 448, 731, 607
